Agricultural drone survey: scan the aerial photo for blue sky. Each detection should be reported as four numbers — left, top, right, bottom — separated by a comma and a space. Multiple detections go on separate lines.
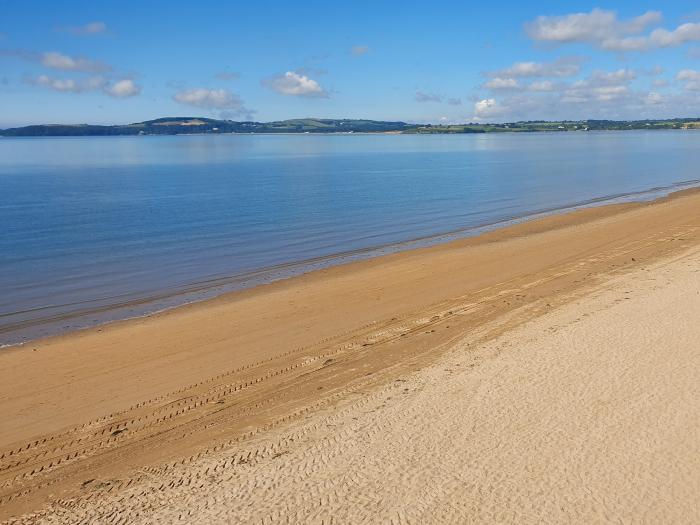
2, 1, 700, 126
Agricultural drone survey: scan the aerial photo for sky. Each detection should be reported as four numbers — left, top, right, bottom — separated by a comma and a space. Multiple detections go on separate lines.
2, 1, 700, 126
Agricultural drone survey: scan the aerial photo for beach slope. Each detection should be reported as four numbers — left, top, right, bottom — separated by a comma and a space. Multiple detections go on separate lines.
28, 242, 700, 524
1, 190, 700, 522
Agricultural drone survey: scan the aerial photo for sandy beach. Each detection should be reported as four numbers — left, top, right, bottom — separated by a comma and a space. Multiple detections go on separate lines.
1, 189, 700, 523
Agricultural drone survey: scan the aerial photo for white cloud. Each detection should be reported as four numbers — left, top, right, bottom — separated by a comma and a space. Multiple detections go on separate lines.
490, 57, 583, 78
173, 88, 244, 108
1, 49, 111, 72
467, 62, 700, 122
677, 69, 700, 81
351, 45, 370, 56
591, 68, 636, 84
40, 51, 110, 72
468, 62, 700, 122
562, 69, 635, 102
32, 74, 109, 93
525, 9, 661, 50
30, 74, 141, 98
105, 79, 140, 98
263, 71, 328, 97
483, 77, 519, 90
60, 21, 108, 36
474, 98, 495, 112
468, 89, 699, 122
591, 85, 630, 101
649, 23, 700, 47
645, 92, 664, 105
601, 36, 649, 52
172, 88, 254, 118
562, 84, 630, 103
677, 69, 700, 91
529, 80, 555, 92
34, 74, 94, 93
525, 8, 700, 51
481, 67, 638, 103
476, 67, 644, 115
473, 98, 508, 119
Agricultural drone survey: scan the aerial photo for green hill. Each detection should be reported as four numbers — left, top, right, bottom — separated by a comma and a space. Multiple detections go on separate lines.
3, 117, 700, 137
0, 117, 410, 136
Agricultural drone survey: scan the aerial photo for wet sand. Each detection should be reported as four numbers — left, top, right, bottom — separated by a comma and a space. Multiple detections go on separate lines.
1, 188, 700, 522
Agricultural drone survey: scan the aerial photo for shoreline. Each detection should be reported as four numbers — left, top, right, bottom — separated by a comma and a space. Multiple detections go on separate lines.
4, 126, 700, 139
1, 185, 700, 520
23, 244, 700, 523
4, 177, 700, 348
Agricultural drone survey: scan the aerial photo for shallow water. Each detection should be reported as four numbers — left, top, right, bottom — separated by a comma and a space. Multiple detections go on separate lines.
2, 131, 700, 345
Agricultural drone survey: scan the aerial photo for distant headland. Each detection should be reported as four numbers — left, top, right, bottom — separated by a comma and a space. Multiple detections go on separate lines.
2, 117, 700, 136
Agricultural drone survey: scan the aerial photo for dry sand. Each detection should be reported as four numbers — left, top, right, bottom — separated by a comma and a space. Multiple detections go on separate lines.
1, 189, 700, 523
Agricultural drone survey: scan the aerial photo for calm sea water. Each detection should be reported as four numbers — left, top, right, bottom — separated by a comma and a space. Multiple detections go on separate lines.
2, 131, 700, 345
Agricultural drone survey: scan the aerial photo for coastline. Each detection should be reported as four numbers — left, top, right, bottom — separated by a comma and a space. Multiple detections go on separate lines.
4, 117, 700, 137
3, 176, 700, 347
1, 186, 700, 521
27, 242, 700, 523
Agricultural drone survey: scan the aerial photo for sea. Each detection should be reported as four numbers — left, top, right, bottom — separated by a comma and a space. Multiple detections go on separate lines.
2, 130, 700, 345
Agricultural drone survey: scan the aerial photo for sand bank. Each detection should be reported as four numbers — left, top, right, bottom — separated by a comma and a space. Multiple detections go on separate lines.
1, 189, 700, 521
